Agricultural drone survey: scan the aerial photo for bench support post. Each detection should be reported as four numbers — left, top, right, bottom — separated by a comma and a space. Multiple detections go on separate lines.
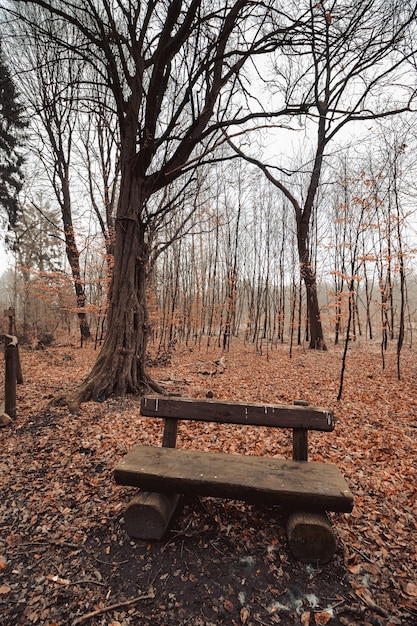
123, 417, 180, 540
124, 492, 181, 540
286, 511, 336, 564
292, 429, 308, 461
162, 418, 178, 448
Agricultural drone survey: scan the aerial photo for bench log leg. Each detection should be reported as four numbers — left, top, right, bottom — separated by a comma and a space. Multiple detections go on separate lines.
124, 492, 180, 540
286, 511, 336, 564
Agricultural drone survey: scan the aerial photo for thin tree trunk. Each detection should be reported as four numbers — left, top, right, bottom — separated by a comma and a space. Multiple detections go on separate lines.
64, 222, 91, 344
297, 279, 302, 347
337, 281, 355, 401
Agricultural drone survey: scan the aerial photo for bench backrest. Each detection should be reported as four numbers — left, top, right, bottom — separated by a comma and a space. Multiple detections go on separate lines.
140, 396, 335, 461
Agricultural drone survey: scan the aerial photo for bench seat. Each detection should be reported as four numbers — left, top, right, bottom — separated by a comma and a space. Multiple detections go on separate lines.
114, 445, 354, 513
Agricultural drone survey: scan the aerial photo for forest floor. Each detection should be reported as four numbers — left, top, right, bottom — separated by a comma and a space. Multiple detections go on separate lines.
0, 337, 416, 626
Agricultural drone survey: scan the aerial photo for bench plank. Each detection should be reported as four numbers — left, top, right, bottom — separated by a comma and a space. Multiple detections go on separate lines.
114, 445, 353, 513
140, 396, 334, 431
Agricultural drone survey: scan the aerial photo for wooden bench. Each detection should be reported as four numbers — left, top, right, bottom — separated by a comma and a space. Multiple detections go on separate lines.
114, 396, 353, 563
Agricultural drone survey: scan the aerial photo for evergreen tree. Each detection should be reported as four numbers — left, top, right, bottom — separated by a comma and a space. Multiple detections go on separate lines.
0, 39, 26, 229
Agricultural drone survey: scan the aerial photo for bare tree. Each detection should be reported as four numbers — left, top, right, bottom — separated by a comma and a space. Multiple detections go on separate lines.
78, 91, 120, 263
336, 174, 382, 400
8, 0, 293, 404
10, 195, 63, 337
7, 15, 92, 342
228, 0, 416, 350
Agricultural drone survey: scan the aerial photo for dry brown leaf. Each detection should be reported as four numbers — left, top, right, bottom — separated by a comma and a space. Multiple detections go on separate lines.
6, 533, 22, 547
240, 606, 250, 624
362, 563, 379, 576
224, 599, 234, 612
405, 582, 417, 597
314, 611, 333, 625
301, 611, 311, 625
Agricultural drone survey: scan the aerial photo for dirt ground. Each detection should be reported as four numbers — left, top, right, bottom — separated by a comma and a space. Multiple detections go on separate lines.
0, 338, 416, 625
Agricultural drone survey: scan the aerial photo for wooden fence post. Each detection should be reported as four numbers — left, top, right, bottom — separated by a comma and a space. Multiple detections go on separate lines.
4, 335, 18, 420
3, 307, 23, 385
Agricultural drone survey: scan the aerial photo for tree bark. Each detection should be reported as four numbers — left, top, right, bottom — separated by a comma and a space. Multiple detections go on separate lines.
64, 222, 91, 344
297, 214, 327, 350
302, 266, 326, 350
67, 173, 163, 408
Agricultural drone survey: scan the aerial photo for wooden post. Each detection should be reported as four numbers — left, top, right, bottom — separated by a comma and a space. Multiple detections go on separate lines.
288, 400, 336, 563
15, 347, 23, 385
123, 492, 181, 540
3, 309, 23, 384
124, 413, 180, 540
162, 418, 178, 448
292, 429, 308, 461
293, 400, 309, 461
286, 511, 336, 564
4, 335, 18, 420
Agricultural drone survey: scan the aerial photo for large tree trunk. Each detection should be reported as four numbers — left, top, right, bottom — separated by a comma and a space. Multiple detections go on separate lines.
66, 174, 163, 409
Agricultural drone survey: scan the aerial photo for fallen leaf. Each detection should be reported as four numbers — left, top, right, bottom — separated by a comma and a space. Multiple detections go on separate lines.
0, 584, 11, 594
314, 611, 333, 625
405, 582, 417, 598
48, 575, 71, 585
362, 563, 379, 576
240, 606, 250, 624
301, 611, 311, 625
6, 534, 21, 547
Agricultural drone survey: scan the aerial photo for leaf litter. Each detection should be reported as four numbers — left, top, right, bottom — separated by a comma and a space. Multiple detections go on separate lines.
0, 339, 416, 625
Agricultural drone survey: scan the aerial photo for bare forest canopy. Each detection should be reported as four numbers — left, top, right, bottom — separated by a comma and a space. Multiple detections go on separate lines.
2, 160, 417, 352
0, 0, 416, 399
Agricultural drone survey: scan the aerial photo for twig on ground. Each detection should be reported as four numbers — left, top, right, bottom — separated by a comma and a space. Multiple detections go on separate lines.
356, 590, 390, 618
349, 544, 374, 563
70, 578, 107, 587
72, 588, 155, 625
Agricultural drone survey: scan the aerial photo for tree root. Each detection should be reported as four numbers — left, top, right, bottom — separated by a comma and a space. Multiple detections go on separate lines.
144, 377, 166, 395
62, 370, 167, 413
309, 338, 328, 350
